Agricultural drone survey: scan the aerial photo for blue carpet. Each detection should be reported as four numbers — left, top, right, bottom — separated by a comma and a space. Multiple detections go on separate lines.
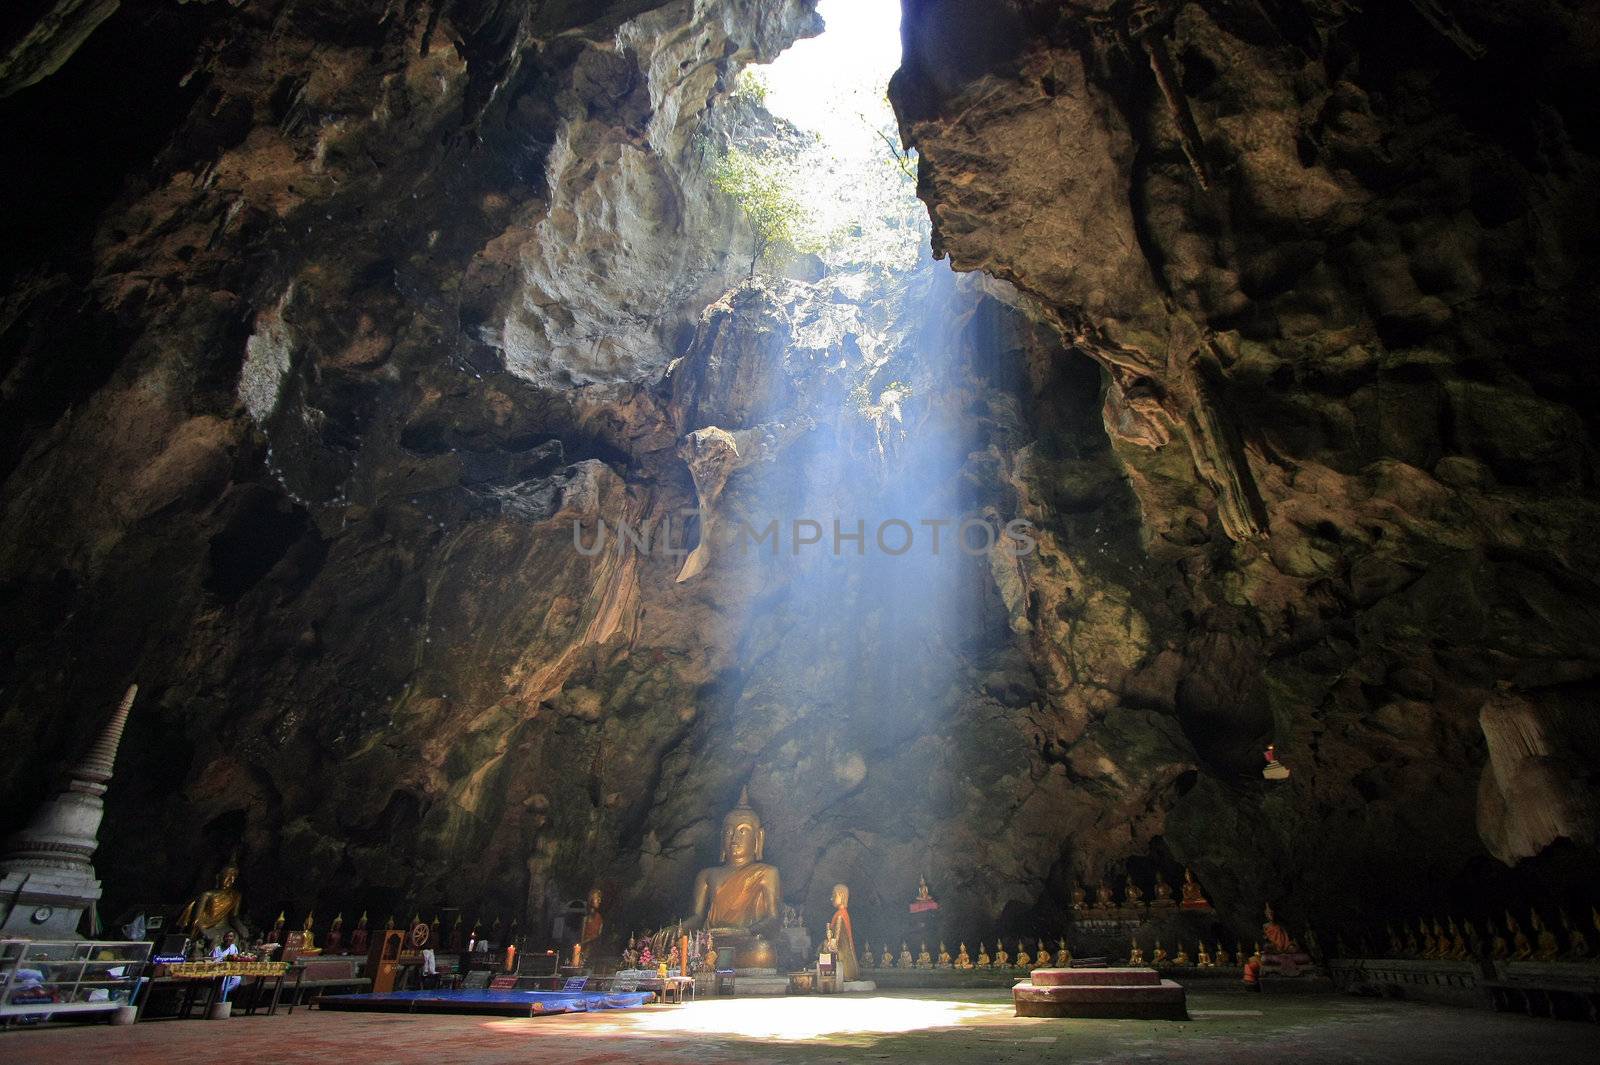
318, 988, 654, 1016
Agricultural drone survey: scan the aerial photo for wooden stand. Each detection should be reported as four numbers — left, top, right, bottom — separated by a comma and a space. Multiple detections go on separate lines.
368, 929, 407, 994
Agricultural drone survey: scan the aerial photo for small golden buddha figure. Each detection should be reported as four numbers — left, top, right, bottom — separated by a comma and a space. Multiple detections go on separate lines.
1446, 919, 1468, 961
1124, 876, 1144, 910
1016, 941, 1031, 969
1508, 912, 1533, 960
917, 943, 932, 968
1071, 884, 1087, 911
1562, 911, 1589, 959
1057, 939, 1072, 967
899, 942, 914, 969
1487, 919, 1508, 960
1419, 919, 1439, 959
1152, 873, 1175, 909
1214, 942, 1231, 966
955, 942, 972, 969
994, 943, 1010, 968
1173, 941, 1190, 966
1128, 937, 1144, 965
916, 877, 934, 903
1181, 868, 1209, 908
1197, 942, 1213, 967
181, 859, 248, 946
976, 942, 991, 968
702, 937, 720, 973
1531, 911, 1560, 962
1035, 940, 1051, 968
1152, 938, 1167, 965
1094, 882, 1115, 912
881, 943, 894, 968
937, 942, 952, 968
684, 788, 782, 969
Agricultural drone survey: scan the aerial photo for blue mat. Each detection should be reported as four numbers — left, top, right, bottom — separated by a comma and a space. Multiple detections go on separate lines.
318, 988, 654, 1016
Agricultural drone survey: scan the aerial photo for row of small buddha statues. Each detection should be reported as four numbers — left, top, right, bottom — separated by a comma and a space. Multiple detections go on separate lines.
247, 909, 520, 955
1071, 868, 1212, 914
863, 939, 1075, 970
1373, 907, 1599, 963
1127, 937, 1253, 968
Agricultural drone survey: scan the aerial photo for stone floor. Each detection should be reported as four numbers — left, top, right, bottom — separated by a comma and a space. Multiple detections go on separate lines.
2, 989, 1594, 1064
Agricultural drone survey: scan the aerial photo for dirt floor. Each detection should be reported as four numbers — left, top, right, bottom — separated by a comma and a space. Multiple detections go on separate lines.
2, 989, 1595, 1064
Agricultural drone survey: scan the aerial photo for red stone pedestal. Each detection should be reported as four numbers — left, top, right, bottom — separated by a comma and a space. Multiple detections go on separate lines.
1012, 967, 1188, 1020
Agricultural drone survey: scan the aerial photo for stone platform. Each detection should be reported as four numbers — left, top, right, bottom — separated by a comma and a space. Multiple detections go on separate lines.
732, 968, 788, 995
1013, 967, 1188, 1020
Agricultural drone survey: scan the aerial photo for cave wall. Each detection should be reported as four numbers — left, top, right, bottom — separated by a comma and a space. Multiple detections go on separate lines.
1, 0, 1597, 951
891, 0, 1600, 929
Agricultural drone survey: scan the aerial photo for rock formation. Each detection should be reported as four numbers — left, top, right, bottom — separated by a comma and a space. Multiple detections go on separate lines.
1, 0, 1596, 948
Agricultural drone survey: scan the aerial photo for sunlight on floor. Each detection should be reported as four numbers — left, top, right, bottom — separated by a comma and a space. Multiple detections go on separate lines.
482, 996, 1012, 1043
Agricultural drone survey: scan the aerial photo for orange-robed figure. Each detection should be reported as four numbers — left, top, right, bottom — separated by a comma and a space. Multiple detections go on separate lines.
683, 787, 781, 969
827, 883, 860, 982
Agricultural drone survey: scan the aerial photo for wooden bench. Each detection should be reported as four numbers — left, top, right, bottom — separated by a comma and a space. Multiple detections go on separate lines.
296, 957, 371, 1009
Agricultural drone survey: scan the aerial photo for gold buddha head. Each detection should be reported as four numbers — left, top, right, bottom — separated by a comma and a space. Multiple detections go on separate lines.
720, 787, 764, 867
219, 864, 239, 889
588, 887, 603, 909
832, 883, 849, 909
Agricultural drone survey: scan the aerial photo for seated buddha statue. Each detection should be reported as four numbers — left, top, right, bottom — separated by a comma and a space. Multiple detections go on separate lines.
1152, 874, 1175, 909
976, 942, 991, 968
994, 943, 1010, 968
1151, 939, 1167, 965
1093, 882, 1115, 912
1071, 883, 1087, 912
1445, 919, 1468, 961
1057, 939, 1072, 967
1034, 940, 1050, 968
1128, 937, 1143, 965
917, 943, 932, 968
899, 942, 914, 968
1015, 941, 1030, 969
265, 911, 286, 944
1197, 942, 1213, 967
1262, 904, 1297, 954
1507, 912, 1533, 960
1214, 942, 1231, 966
1123, 877, 1144, 910
683, 788, 782, 969
1562, 910, 1589, 960
1531, 911, 1560, 962
880, 943, 894, 968
955, 942, 972, 969
1181, 868, 1210, 909
181, 860, 249, 946
326, 913, 344, 954
937, 942, 952, 968
349, 912, 370, 956
1173, 941, 1190, 966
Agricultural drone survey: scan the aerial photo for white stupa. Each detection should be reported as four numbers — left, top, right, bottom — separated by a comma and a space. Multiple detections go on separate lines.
0, 684, 137, 938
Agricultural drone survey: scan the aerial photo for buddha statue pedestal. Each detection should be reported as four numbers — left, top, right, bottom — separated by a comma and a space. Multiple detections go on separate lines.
1014, 967, 1188, 1020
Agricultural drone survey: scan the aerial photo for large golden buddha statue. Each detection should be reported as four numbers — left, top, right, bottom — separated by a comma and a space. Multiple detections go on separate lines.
683, 787, 781, 969
180, 858, 248, 946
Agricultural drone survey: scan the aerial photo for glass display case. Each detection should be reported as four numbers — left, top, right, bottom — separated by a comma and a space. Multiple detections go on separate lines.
1, 940, 152, 1022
